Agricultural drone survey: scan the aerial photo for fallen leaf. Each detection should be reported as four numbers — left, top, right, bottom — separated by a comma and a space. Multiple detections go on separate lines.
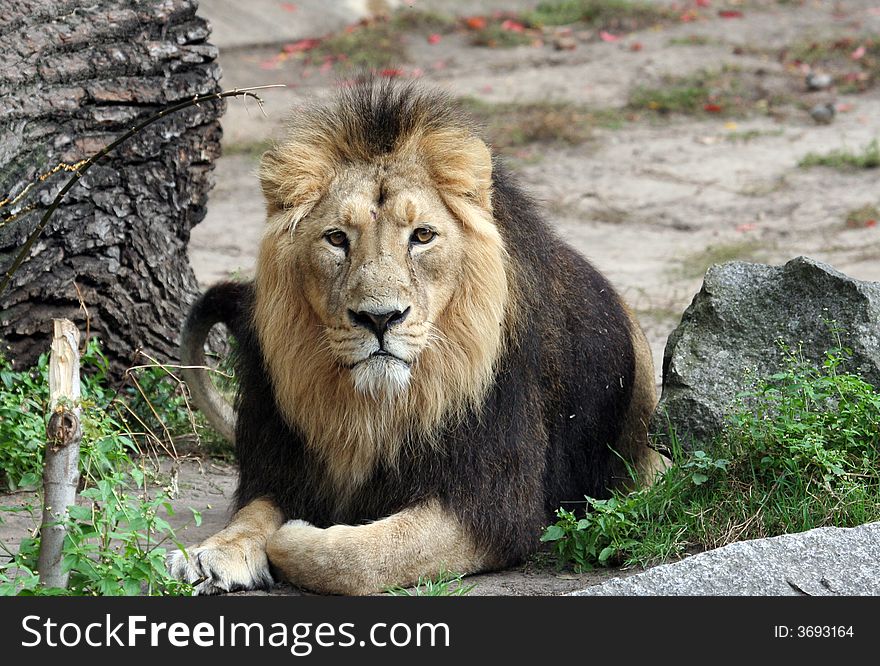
259, 58, 280, 70
279, 2, 297, 12
379, 68, 404, 78
427, 33, 442, 44
464, 16, 487, 30
501, 19, 526, 32
680, 10, 699, 22
718, 10, 743, 18
867, 219, 878, 227
283, 38, 320, 53
703, 103, 723, 113
599, 31, 620, 42
630, 41, 643, 51
851, 45, 866, 60
736, 223, 756, 233
724, 121, 738, 130
836, 102, 854, 112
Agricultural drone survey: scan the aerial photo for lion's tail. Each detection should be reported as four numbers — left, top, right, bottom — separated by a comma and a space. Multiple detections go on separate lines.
180, 282, 251, 443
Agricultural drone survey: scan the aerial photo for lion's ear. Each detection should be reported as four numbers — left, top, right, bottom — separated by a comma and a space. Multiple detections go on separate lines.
259, 143, 335, 227
419, 130, 493, 213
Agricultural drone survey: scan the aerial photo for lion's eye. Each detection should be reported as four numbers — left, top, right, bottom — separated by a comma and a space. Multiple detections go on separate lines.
325, 230, 348, 248
410, 227, 436, 245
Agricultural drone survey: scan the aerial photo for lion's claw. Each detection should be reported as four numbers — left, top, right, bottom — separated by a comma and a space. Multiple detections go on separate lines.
167, 543, 273, 595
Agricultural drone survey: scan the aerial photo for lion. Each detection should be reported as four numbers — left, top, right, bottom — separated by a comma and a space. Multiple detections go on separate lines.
167, 80, 667, 595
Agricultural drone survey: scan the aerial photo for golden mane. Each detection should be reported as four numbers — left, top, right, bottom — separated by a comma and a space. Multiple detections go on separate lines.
254, 83, 513, 498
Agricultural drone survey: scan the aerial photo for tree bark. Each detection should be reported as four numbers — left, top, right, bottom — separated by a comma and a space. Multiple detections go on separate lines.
0, 0, 224, 372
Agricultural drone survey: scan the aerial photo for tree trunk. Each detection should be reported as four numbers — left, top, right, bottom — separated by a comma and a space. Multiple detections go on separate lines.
0, 0, 224, 372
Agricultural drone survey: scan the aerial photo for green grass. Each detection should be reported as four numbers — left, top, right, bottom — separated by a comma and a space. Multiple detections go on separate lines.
468, 23, 534, 48
724, 128, 785, 143
798, 139, 880, 170
301, 8, 457, 69
389, 8, 456, 34
844, 204, 880, 229
629, 66, 789, 117
667, 35, 716, 47
784, 36, 880, 93
524, 0, 674, 29
386, 570, 476, 596
309, 20, 409, 69
542, 342, 880, 570
459, 98, 625, 154
676, 240, 765, 279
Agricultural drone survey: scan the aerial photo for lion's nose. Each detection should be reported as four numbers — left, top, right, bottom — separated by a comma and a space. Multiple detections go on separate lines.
348, 308, 409, 342
349, 307, 410, 341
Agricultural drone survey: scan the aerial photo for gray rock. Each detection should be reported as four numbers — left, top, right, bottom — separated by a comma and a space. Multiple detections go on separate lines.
570, 522, 880, 595
809, 102, 836, 124
651, 256, 880, 450
805, 72, 833, 91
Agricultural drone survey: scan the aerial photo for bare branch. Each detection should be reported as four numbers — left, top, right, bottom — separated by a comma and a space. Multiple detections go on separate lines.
0, 84, 286, 297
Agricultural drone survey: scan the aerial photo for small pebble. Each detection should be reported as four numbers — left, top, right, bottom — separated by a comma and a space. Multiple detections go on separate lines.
805, 72, 833, 91
553, 36, 577, 51
809, 102, 836, 124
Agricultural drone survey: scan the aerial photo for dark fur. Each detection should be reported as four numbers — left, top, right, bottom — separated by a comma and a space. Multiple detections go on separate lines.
189, 89, 637, 569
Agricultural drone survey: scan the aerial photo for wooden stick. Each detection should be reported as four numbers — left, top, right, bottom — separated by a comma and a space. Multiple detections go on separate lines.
37, 319, 82, 589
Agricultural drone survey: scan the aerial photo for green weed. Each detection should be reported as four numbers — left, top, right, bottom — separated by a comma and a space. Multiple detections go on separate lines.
542, 342, 880, 570
525, 0, 674, 30
629, 66, 789, 117
386, 570, 476, 596
844, 204, 880, 229
459, 98, 624, 153
798, 139, 880, 170
0, 339, 217, 595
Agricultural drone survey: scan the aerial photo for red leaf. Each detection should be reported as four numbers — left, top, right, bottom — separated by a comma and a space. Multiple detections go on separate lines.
719, 10, 743, 18
283, 38, 320, 53
696, 0, 711, 6
866, 219, 878, 228
599, 31, 620, 42
703, 103, 723, 113
501, 19, 526, 32
379, 68, 404, 78
279, 2, 297, 12
630, 41, 643, 52
427, 33, 442, 45
851, 45, 866, 60
679, 10, 698, 22
464, 16, 487, 30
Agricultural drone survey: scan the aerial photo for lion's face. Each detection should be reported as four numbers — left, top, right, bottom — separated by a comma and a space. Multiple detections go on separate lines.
293, 163, 465, 397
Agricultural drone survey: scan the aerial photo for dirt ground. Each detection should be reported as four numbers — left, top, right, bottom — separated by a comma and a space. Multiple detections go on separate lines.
4, 0, 880, 595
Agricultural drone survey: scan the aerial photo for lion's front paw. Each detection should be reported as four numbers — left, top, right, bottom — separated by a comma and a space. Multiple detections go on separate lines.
167, 542, 273, 595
